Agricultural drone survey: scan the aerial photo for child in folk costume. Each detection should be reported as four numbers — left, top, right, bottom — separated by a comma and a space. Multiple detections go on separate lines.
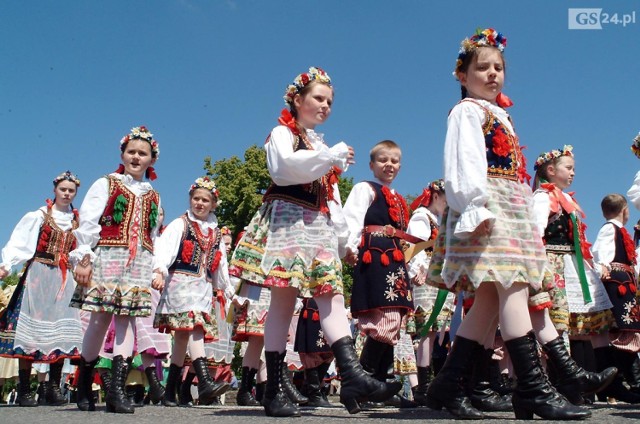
405, 179, 455, 406
425, 29, 591, 420
152, 177, 230, 406
0, 171, 83, 406
229, 67, 400, 417
70, 126, 161, 414
592, 194, 640, 403
530, 146, 617, 405
343, 140, 414, 404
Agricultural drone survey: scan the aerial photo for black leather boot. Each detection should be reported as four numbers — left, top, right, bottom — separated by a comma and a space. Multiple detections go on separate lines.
543, 336, 617, 405
425, 336, 484, 419
144, 366, 165, 405
263, 351, 301, 417
411, 366, 431, 406
594, 346, 640, 403
280, 361, 308, 405
236, 367, 260, 406
76, 357, 98, 411
505, 332, 590, 420
162, 363, 181, 407
17, 368, 37, 407
192, 357, 229, 406
255, 381, 266, 404
331, 336, 401, 414
628, 353, 640, 394
469, 348, 512, 412
105, 355, 134, 413
45, 362, 68, 406
37, 382, 46, 405
304, 364, 333, 407
359, 336, 387, 375
179, 371, 195, 406
488, 355, 513, 396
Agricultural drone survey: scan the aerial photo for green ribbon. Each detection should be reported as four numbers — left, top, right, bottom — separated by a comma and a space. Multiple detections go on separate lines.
420, 288, 449, 338
570, 213, 592, 304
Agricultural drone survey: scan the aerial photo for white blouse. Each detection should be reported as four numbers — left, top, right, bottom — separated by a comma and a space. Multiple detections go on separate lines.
70, 173, 160, 264
1, 206, 75, 273
153, 210, 232, 296
444, 99, 515, 237
592, 219, 630, 276
343, 178, 394, 254
627, 171, 640, 211
265, 125, 350, 256
406, 206, 439, 279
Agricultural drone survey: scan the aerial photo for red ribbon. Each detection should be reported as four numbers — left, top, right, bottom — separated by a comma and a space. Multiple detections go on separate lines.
216, 289, 226, 320
496, 92, 514, 108
146, 166, 158, 181
540, 183, 584, 217
410, 188, 432, 211
277, 108, 300, 135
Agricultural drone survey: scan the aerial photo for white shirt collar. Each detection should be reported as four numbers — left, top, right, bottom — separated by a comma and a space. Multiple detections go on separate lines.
186, 210, 218, 230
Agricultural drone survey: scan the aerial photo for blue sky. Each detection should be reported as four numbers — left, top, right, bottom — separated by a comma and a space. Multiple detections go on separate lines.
0, 1, 639, 251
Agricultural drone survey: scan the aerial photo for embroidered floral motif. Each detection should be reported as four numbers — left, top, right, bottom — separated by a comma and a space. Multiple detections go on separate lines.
316, 329, 327, 348
492, 127, 511, 157
384, 268, 410, 302
622, 298, 640, 325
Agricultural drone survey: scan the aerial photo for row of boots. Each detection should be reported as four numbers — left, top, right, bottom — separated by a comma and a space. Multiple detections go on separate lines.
15, 362, 67, 407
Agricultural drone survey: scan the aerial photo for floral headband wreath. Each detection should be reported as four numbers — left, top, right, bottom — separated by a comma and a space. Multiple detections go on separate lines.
283, 67, 332, 107
410, 179, 445, 210
53, 170, 81, 187
454, 28, 507, 79
631, 132, 640, 159
116, 126, 160, 180
533, 145, 574, 171
190, 176, 219, 199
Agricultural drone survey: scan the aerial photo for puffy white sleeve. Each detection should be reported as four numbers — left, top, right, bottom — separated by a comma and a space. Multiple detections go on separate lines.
591, 223, 616, 274
327, 181, 350, 258
406, 209, 433, 279
266, 126, 349, 185
444, 102, 495, 237
211, 246, 232, 298
152, 218, 184, 277
627, 171, 640, 211
342, 182, 375, 254
70, 177, 109, 263
0, 210, 44, 273
531, 190, 552, 239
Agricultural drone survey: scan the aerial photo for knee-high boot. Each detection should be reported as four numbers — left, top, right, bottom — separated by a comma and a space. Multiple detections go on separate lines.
280, 360, 308, 405
178, 370, 195, 406
162, 363, 181, 407
192, 357, 229, 406
263, 351, 301, 417
542, 336, 617, 405
45, 362, 67, 406
105, 355, 134, 413
17, 368, 37, 407
144, 366, 165, 405
594, 346, 640, 403
331, 336, 402, 414
304, 363, 333, 407
425, 336, 484, 419
236, 367, 260, 406
505, 331, 590, 420
469, 348, 512, 412
412, 366, 431, 406
76, 357, 98, 411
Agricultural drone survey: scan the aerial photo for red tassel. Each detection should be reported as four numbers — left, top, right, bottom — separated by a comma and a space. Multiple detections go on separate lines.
392, 249, 403, 262
528, 301, 553, 312
630, 283, 637, 294
359, 234, 365, 248
303, 310, 308, 319
380, 253, 390, 266
312, 311, 319, 321
146, 166, 158, 181
618, 284, 627, 296
362, 250, 372, 264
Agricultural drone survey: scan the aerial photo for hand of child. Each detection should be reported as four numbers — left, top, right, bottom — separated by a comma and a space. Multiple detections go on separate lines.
472, 220, 493, 238
345, 247, 358, 266
346, 146, 356, 165
0, 267, 8, 280
412, 267, 427, 286
151, 272, 165, 291
74, 259, 93, 287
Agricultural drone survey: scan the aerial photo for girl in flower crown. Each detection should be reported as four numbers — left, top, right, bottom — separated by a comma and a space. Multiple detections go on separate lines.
229, 67, 400, 416
425, 28, 591, 420
404, 179, 455, 405
0, 171, 83, 407
70, 126, 161, 414
531, 146, 619, 405
152, 176, 231, 407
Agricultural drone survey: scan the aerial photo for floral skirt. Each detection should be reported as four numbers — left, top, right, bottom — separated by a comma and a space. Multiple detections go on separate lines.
229, 201, 343, 298
154, 311, 218, 342
413, 283, 455, 334
231, 283, 270, 341
427, 178, 547, 293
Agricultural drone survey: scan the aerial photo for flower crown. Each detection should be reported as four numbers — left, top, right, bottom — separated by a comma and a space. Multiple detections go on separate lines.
190, 176, 219, 198
283, 67, 332, 107
410, 179, 445, 210
533, 145, 574, 171
120, 126, 160, 158
220, 226, 231, 236
454, 28, 507, 78
53, 170, 81, 187
631, 132, 640, 159
429, 178, 445, 193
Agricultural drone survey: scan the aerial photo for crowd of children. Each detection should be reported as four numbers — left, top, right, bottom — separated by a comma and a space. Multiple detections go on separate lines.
0, 28, 639, 421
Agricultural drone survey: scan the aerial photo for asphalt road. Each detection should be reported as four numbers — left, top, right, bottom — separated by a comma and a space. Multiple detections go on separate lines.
1, 399, 640, 423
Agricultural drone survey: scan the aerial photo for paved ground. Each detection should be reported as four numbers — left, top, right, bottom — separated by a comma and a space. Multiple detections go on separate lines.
1, 399, 640, 423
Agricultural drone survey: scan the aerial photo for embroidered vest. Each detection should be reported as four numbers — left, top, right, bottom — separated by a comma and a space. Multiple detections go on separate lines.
169, 214, 222, 277
263, 132, 336, 213
611, 224, 633, 266
96, 176, 159, 253
460, 99, 528, 183
33, 206, 78, 267
544, 212, 573, 247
